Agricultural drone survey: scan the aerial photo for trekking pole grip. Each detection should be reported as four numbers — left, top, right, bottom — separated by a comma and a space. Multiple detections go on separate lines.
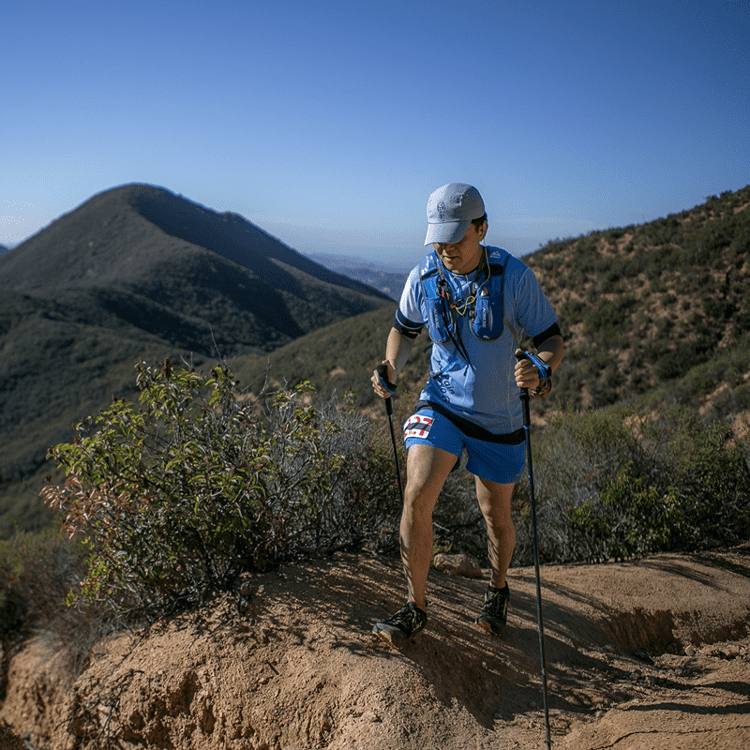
376, 363, 397, 416
515, 352, 532, 426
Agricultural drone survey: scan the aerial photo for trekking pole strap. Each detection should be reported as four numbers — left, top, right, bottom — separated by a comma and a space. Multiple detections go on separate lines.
517, 350, 552, 399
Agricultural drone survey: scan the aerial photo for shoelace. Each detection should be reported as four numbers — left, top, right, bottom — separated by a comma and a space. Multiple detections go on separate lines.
390, 605, 424, 631
484, 590, 508, 617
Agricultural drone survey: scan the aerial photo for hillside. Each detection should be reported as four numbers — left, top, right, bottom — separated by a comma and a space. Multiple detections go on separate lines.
525, 186, 750, 412
0, 184, 391, 353
1, 185, 748, 534
2, 546, 749, 749
234, 186, 750, 431
0, 185, 391, 535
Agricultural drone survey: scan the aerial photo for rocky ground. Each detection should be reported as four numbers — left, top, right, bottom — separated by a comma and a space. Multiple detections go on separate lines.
1, 544, 749, 750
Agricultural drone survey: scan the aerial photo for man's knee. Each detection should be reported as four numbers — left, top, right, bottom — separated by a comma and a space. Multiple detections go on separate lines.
403, 478, 440, 516
404, 445, 457, 506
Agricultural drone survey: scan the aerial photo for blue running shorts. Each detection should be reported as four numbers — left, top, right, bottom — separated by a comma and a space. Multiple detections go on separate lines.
403, 408, 526, 484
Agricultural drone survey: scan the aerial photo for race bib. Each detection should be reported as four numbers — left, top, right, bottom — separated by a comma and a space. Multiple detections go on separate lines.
404, 413, 434, 440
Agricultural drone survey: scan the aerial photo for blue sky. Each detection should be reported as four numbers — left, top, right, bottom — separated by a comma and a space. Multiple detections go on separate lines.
2, 0, 748, 267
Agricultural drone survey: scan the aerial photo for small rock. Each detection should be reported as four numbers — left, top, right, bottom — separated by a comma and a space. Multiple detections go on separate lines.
433, 553, 483, 578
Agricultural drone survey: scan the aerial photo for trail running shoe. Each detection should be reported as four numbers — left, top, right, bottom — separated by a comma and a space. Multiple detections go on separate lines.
372, 602, 427, 646
474, 584, 510, 635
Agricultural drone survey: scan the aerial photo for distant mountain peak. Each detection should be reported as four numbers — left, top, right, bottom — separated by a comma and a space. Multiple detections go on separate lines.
0, 183, 393, 359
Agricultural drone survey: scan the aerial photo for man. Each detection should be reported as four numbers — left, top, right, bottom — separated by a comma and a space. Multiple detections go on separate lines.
371, 183, 563, 646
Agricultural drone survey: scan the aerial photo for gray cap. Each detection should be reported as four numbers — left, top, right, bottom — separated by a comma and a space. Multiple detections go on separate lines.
424, 183, 485, 246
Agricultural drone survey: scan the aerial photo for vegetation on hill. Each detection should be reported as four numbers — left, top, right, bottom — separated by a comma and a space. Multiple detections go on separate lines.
526, 185, 750, 410
0, 184, 391, 355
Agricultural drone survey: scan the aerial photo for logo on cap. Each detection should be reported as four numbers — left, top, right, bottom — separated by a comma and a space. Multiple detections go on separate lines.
437, 201, 446, 221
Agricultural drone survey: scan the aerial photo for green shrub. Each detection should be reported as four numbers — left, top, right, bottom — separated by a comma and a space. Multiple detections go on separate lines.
516, 403, 750, 565
42, 360, 399, 617
584, 297, 637, 337
561, 298, 586, 325
511, 406, 640, 564
659, 413, 750, 549
567, 463, 681, 562
655, 338, 713, 380
703, 296, 735, 320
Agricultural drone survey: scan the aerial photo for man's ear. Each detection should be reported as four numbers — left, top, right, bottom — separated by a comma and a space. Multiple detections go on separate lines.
478, 221, 488, 241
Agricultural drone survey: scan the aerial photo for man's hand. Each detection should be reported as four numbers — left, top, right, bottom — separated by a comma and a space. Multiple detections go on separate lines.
372, 360, 397, 399
514, 349, 553, 397
514, 349, 541, 390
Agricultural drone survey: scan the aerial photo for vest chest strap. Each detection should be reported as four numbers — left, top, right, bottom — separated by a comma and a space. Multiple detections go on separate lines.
420, 250, 511, 343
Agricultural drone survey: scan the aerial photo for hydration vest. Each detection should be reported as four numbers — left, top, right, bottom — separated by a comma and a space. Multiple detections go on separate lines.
419, 248, 511, 347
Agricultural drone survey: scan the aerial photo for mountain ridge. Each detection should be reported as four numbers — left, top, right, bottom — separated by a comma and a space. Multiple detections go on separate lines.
0, 184, 393, 359
0, 184, 390, 300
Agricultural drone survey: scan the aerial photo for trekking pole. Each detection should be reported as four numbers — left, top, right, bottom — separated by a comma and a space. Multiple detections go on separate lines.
516, 352, 552, 749
376, 364, 404, 502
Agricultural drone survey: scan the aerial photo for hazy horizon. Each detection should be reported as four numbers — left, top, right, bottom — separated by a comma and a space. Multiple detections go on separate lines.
1, 184, 556, 269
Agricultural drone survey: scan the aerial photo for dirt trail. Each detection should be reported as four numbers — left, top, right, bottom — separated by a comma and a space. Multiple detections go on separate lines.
2, 545, 749, 749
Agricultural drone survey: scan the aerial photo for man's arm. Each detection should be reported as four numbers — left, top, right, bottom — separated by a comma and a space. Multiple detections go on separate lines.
371, 327, 415, 399
535, 334, 564, 373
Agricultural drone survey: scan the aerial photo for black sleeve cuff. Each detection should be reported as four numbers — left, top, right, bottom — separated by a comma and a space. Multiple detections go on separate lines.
532, 322, 562, 349
394, 309, 424, 340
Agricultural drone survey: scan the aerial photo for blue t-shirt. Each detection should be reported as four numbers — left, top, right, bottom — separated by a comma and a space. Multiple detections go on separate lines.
395, 246, 558, 434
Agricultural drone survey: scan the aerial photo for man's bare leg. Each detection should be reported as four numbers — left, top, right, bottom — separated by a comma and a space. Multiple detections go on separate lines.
475, 476, 516, 589
400, 444, 457, 610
